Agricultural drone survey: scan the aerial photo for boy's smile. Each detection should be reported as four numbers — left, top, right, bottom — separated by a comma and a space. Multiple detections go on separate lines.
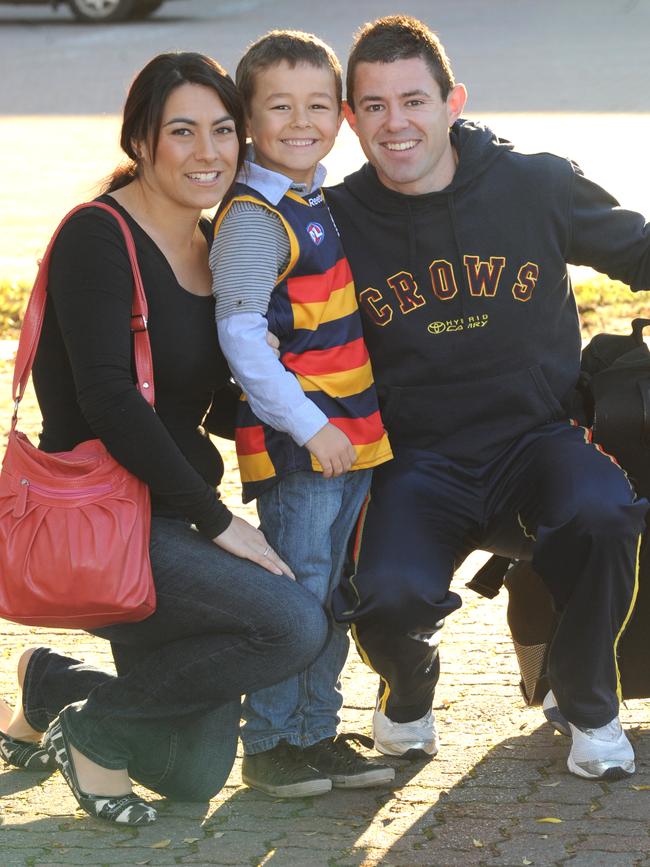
247, 59, 342, 187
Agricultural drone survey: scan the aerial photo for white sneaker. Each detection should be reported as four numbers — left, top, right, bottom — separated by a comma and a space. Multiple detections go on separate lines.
542, 690, 570, 737
372, 707, 439, 759
567, 717, 635, 780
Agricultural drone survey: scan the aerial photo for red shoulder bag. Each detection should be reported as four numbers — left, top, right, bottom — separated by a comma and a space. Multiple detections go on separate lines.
0, 202, 156, 628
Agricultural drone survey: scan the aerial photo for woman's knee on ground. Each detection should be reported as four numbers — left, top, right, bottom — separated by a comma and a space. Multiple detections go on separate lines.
151, 763, 232, 803
130, 707, 240, 803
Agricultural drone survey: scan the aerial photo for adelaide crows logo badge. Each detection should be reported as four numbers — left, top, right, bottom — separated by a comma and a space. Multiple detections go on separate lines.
307, 221, 325, 245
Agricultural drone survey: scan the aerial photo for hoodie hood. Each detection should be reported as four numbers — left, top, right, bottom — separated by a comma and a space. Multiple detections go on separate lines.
342, 119, 513, 214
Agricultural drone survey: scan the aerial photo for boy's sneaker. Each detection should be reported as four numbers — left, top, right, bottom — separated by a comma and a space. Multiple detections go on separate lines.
542, 690, 571, 737
241, 741, 332, 798
373, 706, 439, 759
303, 734, 395, 788
567, 717, 635, 780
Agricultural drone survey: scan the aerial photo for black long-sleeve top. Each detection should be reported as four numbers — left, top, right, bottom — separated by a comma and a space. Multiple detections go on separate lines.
32, 196, 234, 539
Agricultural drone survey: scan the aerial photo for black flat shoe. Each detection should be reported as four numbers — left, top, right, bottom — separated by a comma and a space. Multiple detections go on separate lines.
43, 719, 157, 825
0, 729, 56, 771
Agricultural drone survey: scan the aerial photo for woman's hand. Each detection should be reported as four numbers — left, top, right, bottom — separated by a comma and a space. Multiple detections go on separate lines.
213, 515, 295, 578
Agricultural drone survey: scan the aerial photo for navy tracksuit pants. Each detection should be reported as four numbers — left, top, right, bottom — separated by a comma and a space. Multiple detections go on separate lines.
332, 421, 649, 729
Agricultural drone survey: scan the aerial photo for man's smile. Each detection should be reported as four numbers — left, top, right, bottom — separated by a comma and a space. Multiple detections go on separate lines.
382, 140, 419, 152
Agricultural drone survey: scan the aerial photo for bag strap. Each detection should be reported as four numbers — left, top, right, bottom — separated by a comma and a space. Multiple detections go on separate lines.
632, 318, 650, 347
11, 201, 155, 422
641, 377, 650, 447
465, 554, 512, 599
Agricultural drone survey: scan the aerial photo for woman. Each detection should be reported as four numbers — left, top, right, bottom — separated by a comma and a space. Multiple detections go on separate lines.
0, 52, 327, 825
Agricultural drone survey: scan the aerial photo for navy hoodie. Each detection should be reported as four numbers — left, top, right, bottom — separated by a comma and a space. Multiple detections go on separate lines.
325, 120, 650, 465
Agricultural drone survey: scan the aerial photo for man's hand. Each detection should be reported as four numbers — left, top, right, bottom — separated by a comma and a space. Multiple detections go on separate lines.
306, 423, 356, 478
213, 515, 295, 578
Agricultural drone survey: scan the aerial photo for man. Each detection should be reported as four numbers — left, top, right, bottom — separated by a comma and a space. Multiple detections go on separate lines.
327, 15, 650, 780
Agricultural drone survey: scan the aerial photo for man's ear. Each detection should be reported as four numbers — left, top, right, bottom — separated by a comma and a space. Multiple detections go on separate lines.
343, 100, 358, 136
446, 83, 468, 126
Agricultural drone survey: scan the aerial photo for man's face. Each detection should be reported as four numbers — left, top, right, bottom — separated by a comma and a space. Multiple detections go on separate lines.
345, 57, 466, 195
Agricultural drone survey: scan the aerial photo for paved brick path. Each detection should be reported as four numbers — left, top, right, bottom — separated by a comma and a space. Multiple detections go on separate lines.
1, 350, 649, 866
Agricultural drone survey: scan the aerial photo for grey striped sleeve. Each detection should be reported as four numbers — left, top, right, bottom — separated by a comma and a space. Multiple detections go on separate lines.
210, 199, 291, 320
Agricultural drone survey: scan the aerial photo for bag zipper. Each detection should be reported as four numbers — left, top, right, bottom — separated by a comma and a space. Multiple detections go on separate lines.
13, 478, 113, 518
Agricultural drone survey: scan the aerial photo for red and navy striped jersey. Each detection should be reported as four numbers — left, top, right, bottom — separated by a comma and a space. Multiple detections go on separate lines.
215, 182, 392, 501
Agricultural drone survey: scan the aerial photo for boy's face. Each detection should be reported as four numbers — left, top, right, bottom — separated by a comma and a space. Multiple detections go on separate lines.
246, 60, 342, 186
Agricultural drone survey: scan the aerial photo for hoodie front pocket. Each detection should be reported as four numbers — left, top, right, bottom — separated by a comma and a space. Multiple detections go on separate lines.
382, 364, 567, 462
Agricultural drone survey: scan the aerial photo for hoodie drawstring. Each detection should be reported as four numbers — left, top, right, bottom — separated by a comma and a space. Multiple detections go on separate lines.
447, 193, 468, 321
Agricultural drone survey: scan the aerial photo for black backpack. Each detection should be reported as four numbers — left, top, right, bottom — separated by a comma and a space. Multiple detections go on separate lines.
467, 318, 650, 703
579, 317, 650, 496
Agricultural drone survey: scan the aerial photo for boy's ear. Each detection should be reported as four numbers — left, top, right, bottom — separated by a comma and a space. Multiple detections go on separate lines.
343, 100, 358, 136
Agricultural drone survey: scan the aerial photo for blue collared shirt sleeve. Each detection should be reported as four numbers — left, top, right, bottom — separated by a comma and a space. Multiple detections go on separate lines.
218, 312, 328, 447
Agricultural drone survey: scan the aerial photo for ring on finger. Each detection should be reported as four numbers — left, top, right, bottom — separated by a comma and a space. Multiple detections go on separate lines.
262, 545, 271, 558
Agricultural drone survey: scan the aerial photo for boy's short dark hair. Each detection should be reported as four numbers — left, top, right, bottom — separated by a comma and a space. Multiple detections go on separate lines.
236, 29, 343, 115
346, 15, 455, 111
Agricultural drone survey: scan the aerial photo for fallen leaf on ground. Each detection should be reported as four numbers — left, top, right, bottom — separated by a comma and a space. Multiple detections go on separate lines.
632, 785, 650, 791
151, 839, 172, 849
472, 839, 484, 848
536, 817, 562, 824
182, 838, 200, 844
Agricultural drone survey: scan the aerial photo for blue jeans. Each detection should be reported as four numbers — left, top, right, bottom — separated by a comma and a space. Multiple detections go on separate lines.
22, 516, 327, 800
241, 469, 371, 754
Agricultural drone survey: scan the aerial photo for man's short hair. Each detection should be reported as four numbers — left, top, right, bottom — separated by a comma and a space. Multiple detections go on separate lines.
236, 29, 343, 115
346, 15, 456, 111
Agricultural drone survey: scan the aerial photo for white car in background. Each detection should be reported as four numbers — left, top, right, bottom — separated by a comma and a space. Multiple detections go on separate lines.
0, 0, 181, 22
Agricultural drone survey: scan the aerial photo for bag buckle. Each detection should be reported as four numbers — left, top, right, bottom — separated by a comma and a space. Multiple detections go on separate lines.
131, 314, 148, 333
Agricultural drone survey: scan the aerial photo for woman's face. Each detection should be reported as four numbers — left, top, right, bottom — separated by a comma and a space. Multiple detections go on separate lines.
139, 82, 239, 211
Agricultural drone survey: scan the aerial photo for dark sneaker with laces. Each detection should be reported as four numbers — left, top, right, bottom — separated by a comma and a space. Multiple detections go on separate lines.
241, 741, 332, 798
303, 734, 396, 789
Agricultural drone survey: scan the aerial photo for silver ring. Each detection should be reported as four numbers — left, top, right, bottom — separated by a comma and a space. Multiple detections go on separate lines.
263, 545, 271, 558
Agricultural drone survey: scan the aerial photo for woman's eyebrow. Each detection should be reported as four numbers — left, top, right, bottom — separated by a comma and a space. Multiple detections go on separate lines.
162, 114, 233, 126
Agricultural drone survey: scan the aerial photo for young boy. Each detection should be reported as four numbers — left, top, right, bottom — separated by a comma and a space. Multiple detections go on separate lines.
210, 30, 394, 798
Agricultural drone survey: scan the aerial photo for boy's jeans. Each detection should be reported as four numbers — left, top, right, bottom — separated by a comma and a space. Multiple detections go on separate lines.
241, 469, 372, 754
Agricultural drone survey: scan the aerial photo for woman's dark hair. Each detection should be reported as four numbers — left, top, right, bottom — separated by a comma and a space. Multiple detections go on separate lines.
102, 52, 246, 194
